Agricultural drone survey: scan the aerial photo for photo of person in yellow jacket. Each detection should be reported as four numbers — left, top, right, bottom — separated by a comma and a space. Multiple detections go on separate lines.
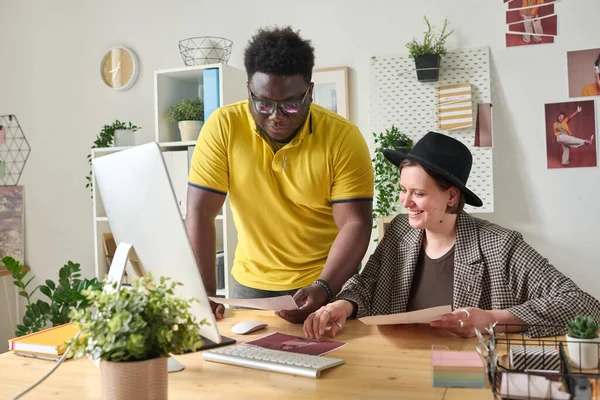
554, 106, 595, 166
520, 0, 544, 43
580, 53, 600, 97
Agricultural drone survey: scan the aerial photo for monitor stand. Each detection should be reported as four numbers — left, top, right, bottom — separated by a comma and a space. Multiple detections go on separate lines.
106, 243, 237, 373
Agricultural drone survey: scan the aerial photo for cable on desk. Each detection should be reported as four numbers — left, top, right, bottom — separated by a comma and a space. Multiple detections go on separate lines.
11, 331, 82, 400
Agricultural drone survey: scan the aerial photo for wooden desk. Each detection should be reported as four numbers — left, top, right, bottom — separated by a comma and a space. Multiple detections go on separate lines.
0, 310, 494, 400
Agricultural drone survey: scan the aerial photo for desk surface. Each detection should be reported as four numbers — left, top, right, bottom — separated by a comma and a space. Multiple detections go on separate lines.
0, 310, 494, 400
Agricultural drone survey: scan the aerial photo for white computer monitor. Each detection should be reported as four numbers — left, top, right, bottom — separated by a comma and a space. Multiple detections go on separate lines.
92, 141, 234, 348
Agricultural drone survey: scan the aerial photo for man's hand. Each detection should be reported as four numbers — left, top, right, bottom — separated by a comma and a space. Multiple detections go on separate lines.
210, 299, 225, 320
275, 284, 328, 324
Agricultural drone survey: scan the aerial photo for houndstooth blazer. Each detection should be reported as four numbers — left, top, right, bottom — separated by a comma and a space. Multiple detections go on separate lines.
336, 212, 600, 337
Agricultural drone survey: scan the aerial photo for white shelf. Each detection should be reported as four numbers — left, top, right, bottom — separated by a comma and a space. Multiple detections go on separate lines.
159, 141, 197, 149
92, 62, 246, 298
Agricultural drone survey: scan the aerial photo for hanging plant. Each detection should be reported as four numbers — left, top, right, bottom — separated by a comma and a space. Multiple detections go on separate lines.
372, 125, 414, 228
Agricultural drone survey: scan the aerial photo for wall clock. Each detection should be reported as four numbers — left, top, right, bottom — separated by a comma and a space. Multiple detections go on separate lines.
100, 46, 139, 91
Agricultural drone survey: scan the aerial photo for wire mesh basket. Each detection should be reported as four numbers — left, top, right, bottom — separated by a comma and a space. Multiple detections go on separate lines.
178, 36, 233, 66
476, 323, 600, 399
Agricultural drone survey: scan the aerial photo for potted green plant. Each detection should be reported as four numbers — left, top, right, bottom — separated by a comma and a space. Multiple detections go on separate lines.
67, 274, 207, 400
5, 256, 102, 336
405, 16, 454, 82
566, 315, 600, 369
372, 125, 413, 238
166, 98, 205, 142
85, 120, 141, 197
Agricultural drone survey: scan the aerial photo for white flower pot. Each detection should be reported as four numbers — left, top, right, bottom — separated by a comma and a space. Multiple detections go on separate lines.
100, 357, 168, 400
178, 120, 204, 142
113, 129, 137, 147
565, 334, 600, 370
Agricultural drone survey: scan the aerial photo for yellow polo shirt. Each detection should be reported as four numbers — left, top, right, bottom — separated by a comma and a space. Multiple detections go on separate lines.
188, 101, 374, 291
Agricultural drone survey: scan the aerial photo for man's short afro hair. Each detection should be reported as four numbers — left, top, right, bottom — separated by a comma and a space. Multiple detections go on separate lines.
244, 26, 315, 84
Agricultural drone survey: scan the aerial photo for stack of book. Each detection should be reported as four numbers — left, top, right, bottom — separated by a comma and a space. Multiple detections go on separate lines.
7, 323, 80, 361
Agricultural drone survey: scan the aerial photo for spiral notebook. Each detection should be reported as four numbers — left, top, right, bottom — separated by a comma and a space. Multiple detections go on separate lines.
436, 82, 473, 131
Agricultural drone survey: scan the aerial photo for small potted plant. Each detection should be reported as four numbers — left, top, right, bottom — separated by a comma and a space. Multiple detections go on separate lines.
167, 98, 205, 142
85, 120, 141, 198
67, 274, 207, 400
566, 315, 600, 369
405, 16, 454, 82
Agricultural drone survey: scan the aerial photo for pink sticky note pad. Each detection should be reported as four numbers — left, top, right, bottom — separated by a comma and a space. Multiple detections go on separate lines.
432, 350, 484, 367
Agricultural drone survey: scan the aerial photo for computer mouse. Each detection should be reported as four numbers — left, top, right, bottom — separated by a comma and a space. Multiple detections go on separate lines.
231, 321, 268, 335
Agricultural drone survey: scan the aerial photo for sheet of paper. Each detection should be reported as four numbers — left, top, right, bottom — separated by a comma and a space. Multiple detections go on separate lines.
358, 305, 452, 325
208, 295, 298, 311
499, 372, 550, 399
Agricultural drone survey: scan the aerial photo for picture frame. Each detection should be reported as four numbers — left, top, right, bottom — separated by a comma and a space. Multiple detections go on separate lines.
311, 66, 350, 119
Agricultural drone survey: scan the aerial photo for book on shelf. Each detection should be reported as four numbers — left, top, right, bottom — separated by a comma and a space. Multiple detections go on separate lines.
203, 68, 220, 121
216, 249, 225, 290
8, 323, 80, 356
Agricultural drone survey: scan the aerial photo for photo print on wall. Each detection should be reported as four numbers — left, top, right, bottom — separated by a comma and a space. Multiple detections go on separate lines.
567, 48, 600, 98
544, 100, 597, 169
504, 0, 557, 47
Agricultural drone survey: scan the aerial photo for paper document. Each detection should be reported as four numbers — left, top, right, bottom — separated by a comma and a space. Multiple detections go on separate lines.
208, 295, 298, 311
358, 305, 452, 325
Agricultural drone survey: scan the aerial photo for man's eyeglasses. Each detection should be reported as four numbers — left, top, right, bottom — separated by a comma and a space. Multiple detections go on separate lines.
248, 86, 310, 115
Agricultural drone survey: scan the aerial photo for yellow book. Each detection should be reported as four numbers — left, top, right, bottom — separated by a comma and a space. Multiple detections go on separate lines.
8, 323, 79, 355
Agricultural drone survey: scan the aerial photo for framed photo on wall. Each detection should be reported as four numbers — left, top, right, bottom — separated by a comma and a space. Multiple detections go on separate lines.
312, 66, 349, 119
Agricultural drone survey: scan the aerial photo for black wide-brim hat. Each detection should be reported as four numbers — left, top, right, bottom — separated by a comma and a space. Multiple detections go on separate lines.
382, 131, 483, 207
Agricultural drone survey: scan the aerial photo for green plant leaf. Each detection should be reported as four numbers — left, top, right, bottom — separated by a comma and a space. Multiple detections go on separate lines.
18, 291, 28, 297
59, 266, 69, 281
40, 285, 52, 298
38, 300, 51, 315
45, 280, 56, 290
23, 316, 33, 326
31, 302, 41, 318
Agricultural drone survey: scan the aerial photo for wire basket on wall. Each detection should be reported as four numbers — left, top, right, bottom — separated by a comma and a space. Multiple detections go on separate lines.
178, 36, 233, 66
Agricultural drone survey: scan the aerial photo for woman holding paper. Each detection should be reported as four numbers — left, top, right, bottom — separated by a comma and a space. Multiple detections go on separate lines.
303, 131, 600, 339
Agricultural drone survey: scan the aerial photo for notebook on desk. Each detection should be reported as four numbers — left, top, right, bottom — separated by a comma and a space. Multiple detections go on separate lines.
8, 323, 80, 356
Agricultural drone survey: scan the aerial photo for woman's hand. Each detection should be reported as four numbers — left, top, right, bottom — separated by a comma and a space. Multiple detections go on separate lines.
429, 307, 496, 338
577, 106, 583, 113
303, 300, 353, 339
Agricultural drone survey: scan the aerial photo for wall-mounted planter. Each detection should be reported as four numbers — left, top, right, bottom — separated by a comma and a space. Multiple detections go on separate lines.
414, 54, 441, 82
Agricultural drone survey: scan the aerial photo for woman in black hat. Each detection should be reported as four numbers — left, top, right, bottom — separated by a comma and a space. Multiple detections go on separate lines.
303, 132, 600, 339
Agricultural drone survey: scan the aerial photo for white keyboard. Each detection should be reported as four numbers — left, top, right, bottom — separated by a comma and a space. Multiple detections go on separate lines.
202, 345, 344, 378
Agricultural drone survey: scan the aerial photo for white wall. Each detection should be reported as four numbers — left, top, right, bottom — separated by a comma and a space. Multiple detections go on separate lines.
0, 0, 598, 311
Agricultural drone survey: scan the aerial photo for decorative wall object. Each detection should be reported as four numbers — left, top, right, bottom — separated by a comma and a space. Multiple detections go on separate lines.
505, 0, 557, 47
0, 186, 24, 264
436, 82, 473, 130
474, 104, 493, 148
370, 47, 493, 213
567, 48, 600, 98
312, 67, 349, 119
178, 36, 233, 66
100, 46, 140, 91
405, 17, 454, 83
0, 115, 31, 186
544, 100, 597, 169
